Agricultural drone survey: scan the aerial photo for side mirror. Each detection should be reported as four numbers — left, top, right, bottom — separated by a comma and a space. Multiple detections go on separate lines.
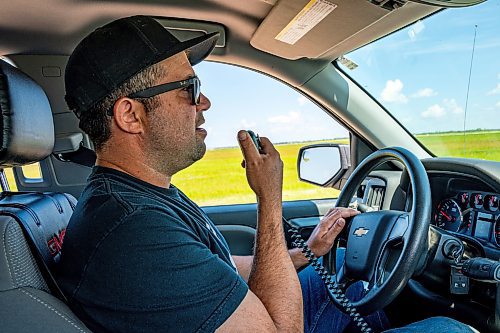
297, 144, 350, 187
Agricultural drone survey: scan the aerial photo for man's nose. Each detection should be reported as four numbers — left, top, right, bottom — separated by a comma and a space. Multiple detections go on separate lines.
197, 92, 211, 112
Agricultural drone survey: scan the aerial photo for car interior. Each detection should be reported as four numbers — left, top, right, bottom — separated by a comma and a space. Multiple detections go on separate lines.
0, 0, 498, 332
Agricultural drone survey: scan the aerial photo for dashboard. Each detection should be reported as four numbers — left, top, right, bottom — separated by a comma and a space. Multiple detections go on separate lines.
369, 158, 500, 332
433, 190, 499, 248
424, 159, 500, 257
368, 158, 500, 257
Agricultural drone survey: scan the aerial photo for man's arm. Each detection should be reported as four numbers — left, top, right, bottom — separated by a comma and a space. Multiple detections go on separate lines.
233, 207, 360, 281
232, 255, 253, 282
218, 131, 302, 332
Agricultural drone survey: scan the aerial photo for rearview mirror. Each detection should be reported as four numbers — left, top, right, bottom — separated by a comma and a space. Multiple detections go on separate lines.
297, 144, 350, 187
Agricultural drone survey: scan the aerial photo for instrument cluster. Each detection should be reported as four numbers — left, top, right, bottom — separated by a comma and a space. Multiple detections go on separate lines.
434, 192, 499, 247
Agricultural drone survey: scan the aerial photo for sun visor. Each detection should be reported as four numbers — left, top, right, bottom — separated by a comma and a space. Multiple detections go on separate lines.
250, 0, 389, 60
250, 0, 438, 60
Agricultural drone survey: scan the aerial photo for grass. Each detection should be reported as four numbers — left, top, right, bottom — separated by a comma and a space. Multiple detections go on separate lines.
174, 130, 500, 205
4, 131, 499, 206
416, 130, 500, 161
173, 139, 348, 206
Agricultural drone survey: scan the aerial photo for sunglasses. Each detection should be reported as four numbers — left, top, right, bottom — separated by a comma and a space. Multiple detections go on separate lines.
107, 76, 202, 116
129, 76, 201, 104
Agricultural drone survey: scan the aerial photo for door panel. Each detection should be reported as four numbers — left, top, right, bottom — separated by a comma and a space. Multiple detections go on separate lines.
216, 225, 256, 256
205, 198, 337, 255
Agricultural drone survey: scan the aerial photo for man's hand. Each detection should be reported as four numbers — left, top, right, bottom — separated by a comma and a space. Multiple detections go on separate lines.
307, 207, 360, 257
238, 130, 283, 202
223, 131, 303, 332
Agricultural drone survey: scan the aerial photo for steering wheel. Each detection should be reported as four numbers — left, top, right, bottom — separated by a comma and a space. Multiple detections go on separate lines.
323, 147, 432, 315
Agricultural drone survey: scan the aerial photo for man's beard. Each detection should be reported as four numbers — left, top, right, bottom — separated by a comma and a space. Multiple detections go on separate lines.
193, 137, 207, 162
145, 130, 206, 177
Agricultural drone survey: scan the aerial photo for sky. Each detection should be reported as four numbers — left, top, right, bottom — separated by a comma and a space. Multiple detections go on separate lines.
343, 0, 500, 134
194, 0, 499, 149
194, 62, 348, 149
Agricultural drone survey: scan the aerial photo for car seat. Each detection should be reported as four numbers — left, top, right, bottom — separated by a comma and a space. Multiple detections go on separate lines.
0, 59, 91, 332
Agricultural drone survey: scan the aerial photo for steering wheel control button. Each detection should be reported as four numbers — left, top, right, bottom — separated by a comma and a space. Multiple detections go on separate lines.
388, 214, 409, 241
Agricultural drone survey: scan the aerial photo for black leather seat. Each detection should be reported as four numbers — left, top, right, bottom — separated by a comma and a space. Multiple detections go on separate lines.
0, 60, 90, 332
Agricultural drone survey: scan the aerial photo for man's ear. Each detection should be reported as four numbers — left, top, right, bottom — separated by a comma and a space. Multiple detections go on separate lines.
112, 97, 145, 134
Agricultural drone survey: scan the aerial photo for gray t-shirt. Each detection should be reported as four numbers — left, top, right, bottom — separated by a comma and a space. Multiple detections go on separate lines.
57, 166, 248, 332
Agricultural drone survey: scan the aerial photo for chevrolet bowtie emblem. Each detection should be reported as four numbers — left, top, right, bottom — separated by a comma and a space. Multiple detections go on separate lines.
353, 227, 369, 237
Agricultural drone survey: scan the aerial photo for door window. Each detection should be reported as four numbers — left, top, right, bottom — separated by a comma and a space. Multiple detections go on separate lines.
173, 62, 348, 206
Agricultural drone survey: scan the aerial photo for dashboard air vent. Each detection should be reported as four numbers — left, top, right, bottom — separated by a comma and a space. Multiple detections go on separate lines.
367, 186, 385, 210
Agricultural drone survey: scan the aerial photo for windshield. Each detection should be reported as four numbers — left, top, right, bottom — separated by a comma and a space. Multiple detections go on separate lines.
338, 0, 500, 161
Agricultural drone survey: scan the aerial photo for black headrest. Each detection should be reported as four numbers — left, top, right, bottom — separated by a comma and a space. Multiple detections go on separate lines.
0, 60, 54, 168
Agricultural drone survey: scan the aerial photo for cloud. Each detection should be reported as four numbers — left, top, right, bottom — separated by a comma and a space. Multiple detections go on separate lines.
297, 96, 308, 106
420, 98, 464, 119
380, 79, 408, 103
410, 88, 437, 98
263, 110, 347, 143
408, 20, 425, 40
267, 111, 301, 125
496, 101, 500, 108
487, 83, 500, 95
443, 98, 464, 114
422, 104, 446, 118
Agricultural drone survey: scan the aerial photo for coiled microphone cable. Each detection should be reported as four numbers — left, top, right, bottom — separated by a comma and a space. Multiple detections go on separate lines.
288, 225, 373, 333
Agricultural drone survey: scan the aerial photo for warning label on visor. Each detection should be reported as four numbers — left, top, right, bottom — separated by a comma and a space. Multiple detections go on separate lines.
275, 0, 337, 45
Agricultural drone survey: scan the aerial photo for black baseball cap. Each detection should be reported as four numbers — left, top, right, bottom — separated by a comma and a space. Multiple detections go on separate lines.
65, 15, 219, 118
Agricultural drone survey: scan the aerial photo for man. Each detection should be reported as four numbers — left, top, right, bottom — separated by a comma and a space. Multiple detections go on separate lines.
58, 15, 474, 333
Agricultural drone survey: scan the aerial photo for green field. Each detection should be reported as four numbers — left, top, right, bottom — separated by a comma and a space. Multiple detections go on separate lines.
5, 130, 499, 206
173, 139, 349, 206
174, 130, 500, 205
416, 130, 500, 161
